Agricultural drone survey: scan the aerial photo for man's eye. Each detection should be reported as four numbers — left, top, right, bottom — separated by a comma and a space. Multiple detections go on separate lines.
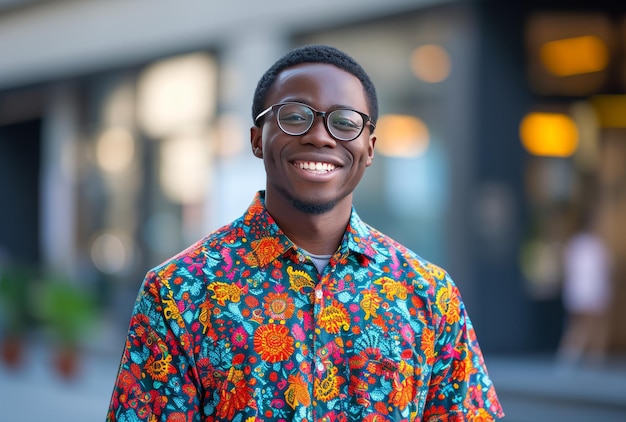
329, 110, 363, 132
331, 117, 360, 130
335, 119, 358, 128
280, 113, 308, 122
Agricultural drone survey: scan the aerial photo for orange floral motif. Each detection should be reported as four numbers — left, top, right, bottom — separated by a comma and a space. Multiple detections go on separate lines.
360, 285, 383, 320
374, 276, 409, 300
363, 413, 390, 422
389, 377, 416, 410
421, 326, 436, 365
157, 262, 177, 282
414, 261, 436, 285
144, 354, 176, 383
284, 373, 311, 409
318, 300, 350, 334
314, 366, 343, 402
424, 406, 449, 422
426, 262, 446, 280
469, 408, 498, 422
263, 291, 295, 320
253, 324, 294, 363
243, 237, 285, 267
216, 375, 253, 420
162, 292, 184, 328
436, 286, 461, 324
207, 282, 248, 306
286, 266, 315, 292
451, 357, 469, 383
197, 300, 213, 334
227, 366, 245, 385
166, 412, 188, 422
244, 200, 265, 223
397, 359, 415, 379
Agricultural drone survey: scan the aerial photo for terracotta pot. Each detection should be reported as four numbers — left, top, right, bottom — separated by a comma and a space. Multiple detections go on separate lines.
54, 346, 80, 379
1, 336, 24, 368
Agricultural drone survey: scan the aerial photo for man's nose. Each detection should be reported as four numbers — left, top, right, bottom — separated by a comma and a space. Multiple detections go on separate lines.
300, 115, 336, 147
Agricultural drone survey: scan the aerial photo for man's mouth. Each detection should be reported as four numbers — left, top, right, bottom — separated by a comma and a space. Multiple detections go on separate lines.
294, 161, 336, 172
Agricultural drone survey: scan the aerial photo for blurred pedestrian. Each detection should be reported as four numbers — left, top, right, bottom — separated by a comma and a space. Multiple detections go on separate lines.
557, 202, 612, 367
107, 44, 504, 421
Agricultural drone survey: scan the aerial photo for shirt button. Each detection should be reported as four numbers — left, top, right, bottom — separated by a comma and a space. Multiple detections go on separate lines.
315, 289, 323, 300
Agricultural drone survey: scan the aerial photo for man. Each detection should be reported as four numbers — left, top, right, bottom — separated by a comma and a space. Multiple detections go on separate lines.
107, 44, 504, 421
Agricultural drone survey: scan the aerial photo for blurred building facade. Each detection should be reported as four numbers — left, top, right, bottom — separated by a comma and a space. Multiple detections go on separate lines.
0, 0, 625, 356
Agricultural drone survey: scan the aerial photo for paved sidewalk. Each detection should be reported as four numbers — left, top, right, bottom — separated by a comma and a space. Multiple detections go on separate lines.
486, 354, 626, 422
1, 343, 625, 421
0, 344, 120, 422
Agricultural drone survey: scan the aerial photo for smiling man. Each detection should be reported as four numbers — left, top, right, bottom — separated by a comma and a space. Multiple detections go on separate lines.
107, 44, 504, 421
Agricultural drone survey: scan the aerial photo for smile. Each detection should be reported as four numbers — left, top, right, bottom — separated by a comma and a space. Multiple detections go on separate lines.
294, 161, 336, 172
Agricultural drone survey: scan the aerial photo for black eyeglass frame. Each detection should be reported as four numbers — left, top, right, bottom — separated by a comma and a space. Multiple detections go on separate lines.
254, 102, 376, 142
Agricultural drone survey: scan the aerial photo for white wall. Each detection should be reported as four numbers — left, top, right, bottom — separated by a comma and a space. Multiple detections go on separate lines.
0, 0, 448, 90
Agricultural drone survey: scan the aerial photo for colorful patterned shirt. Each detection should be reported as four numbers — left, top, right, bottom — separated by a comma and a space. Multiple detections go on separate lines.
107, 191, 504, 421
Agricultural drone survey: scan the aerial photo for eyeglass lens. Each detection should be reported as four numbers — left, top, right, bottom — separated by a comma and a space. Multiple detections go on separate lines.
277, 103, 364, 141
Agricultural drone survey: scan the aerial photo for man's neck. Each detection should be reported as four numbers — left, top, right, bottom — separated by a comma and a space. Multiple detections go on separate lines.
265, 193, 352, 256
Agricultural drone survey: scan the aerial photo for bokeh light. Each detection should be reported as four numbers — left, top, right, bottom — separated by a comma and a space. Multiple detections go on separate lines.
410, 44, 451, 83
160, 132, 211, 204
540, 35, 609, 77
137, 53, 216, 139
520, 112, 579, 157
375, 114, 430, 158
95, 127, 135, 174
90, 231, 133, 275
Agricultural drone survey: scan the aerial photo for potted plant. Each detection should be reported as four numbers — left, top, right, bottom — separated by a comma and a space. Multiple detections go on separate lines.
36, 274, 96, 379
0, 265, 34, 369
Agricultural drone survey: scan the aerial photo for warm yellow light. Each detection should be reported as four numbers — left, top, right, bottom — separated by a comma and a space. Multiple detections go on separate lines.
410, 44, 451, 83
520, 112, 579, 157
591, 95, 626, 128
90, 231, 133, 275
160, 133, 211, 204
137, 53, 216, 138
214, 113, 245, 157
375, 114, 429, 158
540, 35, 608, 77
96, 127, 135, 173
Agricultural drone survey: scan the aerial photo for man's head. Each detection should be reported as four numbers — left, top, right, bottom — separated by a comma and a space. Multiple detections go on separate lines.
252, 44, 378, 126
250, 45, 377, 218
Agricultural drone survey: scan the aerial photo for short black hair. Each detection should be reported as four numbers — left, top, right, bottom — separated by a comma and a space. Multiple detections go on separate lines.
252, 44, 378, 127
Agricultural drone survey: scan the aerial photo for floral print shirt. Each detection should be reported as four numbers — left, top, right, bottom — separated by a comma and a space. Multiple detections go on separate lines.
107, 191, 504, 421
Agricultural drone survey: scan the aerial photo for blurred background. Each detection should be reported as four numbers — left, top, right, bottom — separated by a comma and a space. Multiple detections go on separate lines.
0, 0, 625, 420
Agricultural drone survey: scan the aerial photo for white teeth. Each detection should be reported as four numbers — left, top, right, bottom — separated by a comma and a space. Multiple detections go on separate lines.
296, 161, 336, 172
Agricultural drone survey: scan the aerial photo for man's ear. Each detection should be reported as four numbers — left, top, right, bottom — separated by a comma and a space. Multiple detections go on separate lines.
366, 134, 376, 167
250, 126, 263, 158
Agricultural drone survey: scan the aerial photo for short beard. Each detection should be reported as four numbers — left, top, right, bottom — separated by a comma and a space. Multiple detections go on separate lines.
291, 197, 335, 215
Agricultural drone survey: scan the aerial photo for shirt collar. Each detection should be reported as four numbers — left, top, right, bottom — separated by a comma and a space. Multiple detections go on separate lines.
242, 191, 378, 263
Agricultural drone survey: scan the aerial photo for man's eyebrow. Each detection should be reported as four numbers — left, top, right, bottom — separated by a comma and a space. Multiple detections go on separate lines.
278, 99, 363, 110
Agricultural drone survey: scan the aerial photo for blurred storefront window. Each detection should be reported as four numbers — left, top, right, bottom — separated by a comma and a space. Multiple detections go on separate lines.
523, 8, 626, 353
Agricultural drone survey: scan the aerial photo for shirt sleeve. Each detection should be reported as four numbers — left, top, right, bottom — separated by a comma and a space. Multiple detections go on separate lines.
106, 271, 201, 421
423, 277, 505, 421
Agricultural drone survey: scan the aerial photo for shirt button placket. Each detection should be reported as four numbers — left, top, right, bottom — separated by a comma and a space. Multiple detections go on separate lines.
312, 280, 325, 418
315, 288, 323, 300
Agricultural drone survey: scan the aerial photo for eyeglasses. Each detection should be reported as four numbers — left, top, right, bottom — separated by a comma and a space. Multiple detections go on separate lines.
254, 102, 375, 142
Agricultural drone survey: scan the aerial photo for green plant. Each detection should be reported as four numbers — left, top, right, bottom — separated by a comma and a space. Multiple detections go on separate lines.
37, 275, 96, 347
0, 265, 33, 337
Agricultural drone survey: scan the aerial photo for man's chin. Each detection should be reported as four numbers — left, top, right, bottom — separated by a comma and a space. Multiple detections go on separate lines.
291, 197, 336, 215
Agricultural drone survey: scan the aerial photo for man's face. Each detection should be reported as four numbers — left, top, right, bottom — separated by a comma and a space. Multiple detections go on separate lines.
251, 63, 375, 215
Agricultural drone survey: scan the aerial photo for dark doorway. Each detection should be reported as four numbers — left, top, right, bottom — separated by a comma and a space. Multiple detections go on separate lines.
0, 119, 41, 265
